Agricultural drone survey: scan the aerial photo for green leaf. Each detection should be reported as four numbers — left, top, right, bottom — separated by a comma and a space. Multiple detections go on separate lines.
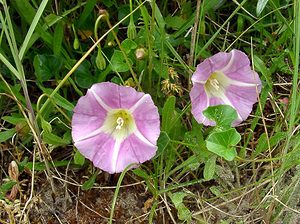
74, 149, 85, 166
81, 172, 97, 190
162, 96, 176, 132
13, 0, 51, 59
110, 50, 131, 73
184, 121, 206, 156
76, 0, 97, 27
95, 48, 107, 70
2, 115, 25, 125
42, 132, 70, 146
154, 131, 170, 159
33, 54, 63, 82
256, 0, 269, 16
0, 128, 16, 143
206, 128, 241, 161
132, 168, 149, 179
153, 58, 169, 79
24, 160, 70, 171
203, 0, 225, 11
0, 82, 26, 105
41, 118, 52, 133
254, 55, 272, 88
103, 0, 116, 7
252, 132, 287, 158
204, 155, 217, 181
53, 21, 64, 56
168, 192, 192, 222
209, 186, 223, 197
74, 60, 95, 89
165, 15, 186, 30
121, 39, 137, 54
203, 105, 238, 129
167, 155, 199, 178
18, 0, 49, 60
0, 181, 17, 199
42, 88, 74, 111
177, 204, 192, 222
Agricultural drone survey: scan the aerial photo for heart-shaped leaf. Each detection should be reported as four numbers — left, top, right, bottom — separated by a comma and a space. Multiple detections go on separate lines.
203, 105, 238, 129
110, 50, 132, 72
74, 61, 94, 89
206, 128, 241, 161
33, 54, 63, 82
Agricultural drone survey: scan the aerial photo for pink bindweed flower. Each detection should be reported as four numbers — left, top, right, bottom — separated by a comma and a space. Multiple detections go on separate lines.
72, 82, 160, 174
190, 49, 262, 126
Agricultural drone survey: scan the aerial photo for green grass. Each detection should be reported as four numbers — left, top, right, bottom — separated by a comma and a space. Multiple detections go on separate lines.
0, 0, 299, 223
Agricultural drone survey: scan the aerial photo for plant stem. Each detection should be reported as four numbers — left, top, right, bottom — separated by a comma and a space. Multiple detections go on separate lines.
37, 0, 148, 118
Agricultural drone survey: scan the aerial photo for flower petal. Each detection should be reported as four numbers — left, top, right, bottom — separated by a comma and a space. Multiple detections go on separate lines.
191, 58, 213, 83
190, 83, 209, 124
72, 82, 161, 173
119, 85, 145, 109
74, 133, 117, 173
225, 85, 260, 121
115, 134, 157, 173
190, 49, 262, 126
72, 90, 107, 141
90, 82, 146, 109
132, 94, 160, 144
90, 82, 121, 109
221, 50, 261, 85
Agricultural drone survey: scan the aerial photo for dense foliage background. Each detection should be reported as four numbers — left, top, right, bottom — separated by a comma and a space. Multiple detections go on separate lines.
0, 0, 299, 223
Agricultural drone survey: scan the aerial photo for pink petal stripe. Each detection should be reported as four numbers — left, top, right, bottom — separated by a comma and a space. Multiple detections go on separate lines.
132, 95, 160, 144
225, 85, 260, 121
221, 50, 261, 85
119, 85, 145, 109
90, 82, 146, 110
74, 133, 116, 173
72, 90, 107, 141
90, 89, 112, 112
190, 83, 209, 124
115, 134, 157, 173
72, 114, 103, 142
90, 82, 122, 109
129, 94, 150, 113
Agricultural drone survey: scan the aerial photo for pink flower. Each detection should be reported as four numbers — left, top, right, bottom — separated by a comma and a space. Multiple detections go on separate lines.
190, 49, 261, 126
72, 82, 160, 174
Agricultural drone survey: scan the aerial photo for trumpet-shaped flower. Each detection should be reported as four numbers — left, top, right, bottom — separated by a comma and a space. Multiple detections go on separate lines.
72, 82, 160, 174
190, 49, 261, 126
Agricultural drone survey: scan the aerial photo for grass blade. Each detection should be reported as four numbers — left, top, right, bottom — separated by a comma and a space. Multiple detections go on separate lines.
19, 0, 49, 60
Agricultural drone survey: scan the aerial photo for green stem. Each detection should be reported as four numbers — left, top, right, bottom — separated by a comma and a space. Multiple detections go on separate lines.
105, 13, 142, 91
109, 164, 136, 224
37, 0, 147, 118
288, 0, 300, 133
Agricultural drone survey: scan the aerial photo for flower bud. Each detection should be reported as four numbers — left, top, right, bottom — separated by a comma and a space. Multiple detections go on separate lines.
73, 37, 80, 50
95, 47, 106, 70
127, 20, 137, 40
135, 48, 147, 60
72, 24, 80, 50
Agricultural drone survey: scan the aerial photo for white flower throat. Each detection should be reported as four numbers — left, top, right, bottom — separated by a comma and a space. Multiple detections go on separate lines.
102, 109, 136, 141
209, 78, 220, 90
204, 71, 230, 97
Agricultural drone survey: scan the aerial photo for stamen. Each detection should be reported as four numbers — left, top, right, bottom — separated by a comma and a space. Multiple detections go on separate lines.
210, 78, 220, 90
116, 117, 124, 130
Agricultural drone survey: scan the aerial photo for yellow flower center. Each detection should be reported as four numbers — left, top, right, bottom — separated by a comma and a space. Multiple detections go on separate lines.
102, 109, 136, 140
